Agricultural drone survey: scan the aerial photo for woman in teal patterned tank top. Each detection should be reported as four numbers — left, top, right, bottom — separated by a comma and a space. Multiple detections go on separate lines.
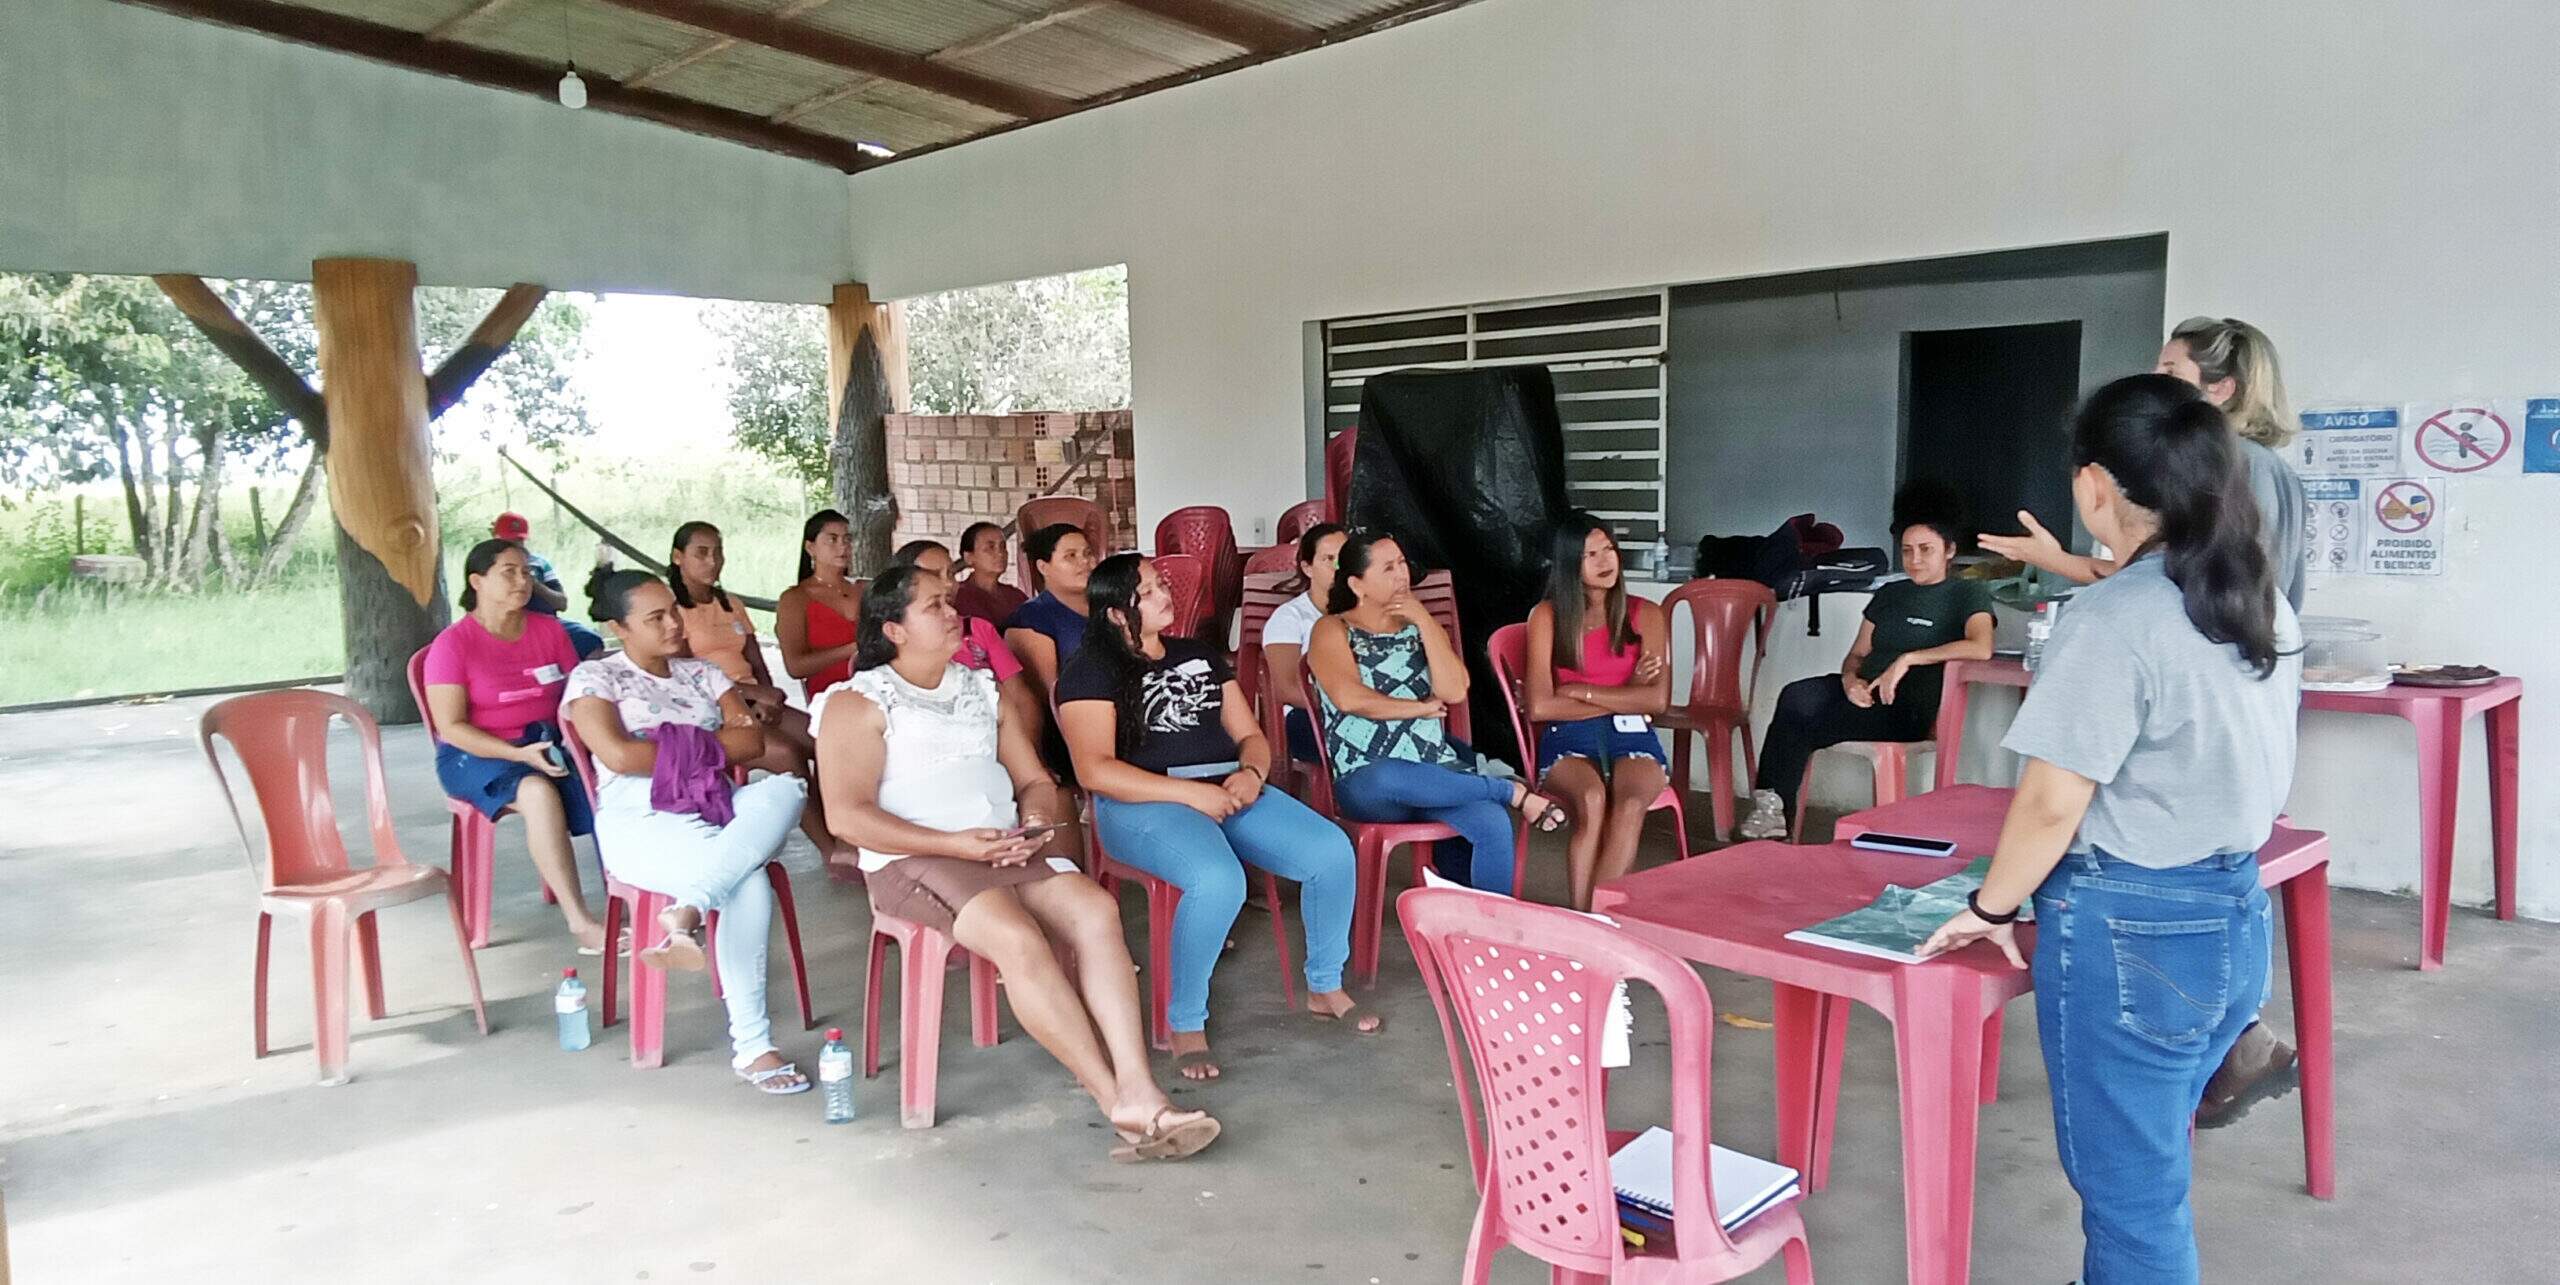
1308, 533, 1565, 894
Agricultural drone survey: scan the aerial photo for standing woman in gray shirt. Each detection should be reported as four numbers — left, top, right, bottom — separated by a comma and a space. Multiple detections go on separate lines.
1922, 374, 2301, 1285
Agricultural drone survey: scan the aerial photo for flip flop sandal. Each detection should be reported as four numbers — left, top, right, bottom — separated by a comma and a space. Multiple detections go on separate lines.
737, 1061, 812, 1096
1110, 1108, 1223, 1163
1515, 786, 1571, 834
1173, 1049, 1221, 1081
1311, 1002, 1387, 1034
640, 917, 707, 972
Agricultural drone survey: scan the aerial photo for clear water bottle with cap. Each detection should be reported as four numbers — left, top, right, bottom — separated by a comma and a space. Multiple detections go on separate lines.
554, 968, 590, 1052
819, 1028, 855, 1123
2023, 601, 2054, 674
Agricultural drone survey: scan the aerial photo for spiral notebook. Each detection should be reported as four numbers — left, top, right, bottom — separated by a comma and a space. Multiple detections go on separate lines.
1609, 1126, 1801, 1234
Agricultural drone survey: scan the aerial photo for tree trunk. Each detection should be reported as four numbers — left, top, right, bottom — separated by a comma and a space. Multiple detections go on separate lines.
335, 518, 446, 723
178, 426, 228, 585
109, 415, 154, 567
826, 283, 909, 576
158, 417, 184, 582
254, 454, 325, 586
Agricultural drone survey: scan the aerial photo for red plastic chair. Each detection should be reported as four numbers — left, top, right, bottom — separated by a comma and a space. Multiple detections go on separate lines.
1486, 623, 1693, 859
1276, 498, 1328, 546
1324, 427, 1357, 523
1155, 505, 1242, 646
556, 723, 814, 1070
1015, 494, 1110, 590
1657, 580, 1775, 842
1095, 846, 1297, 1051
863, 908, 1003, 1128
199, 689, 489, 1085
1399, 887, 1813, 1283
1236, 570, 1310, 793
1302, 655, 1525, 987
1791, 740, 1933, 844
408, 645, 513, 947
1242, 543, 1298, 577
1153, 551, 1213, 642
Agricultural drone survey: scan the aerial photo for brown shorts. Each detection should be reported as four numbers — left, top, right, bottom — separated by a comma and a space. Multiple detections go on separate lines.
867, 855, 1065, 934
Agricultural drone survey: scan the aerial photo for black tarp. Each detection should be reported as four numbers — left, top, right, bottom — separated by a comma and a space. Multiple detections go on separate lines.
1347, 367, 1572, 767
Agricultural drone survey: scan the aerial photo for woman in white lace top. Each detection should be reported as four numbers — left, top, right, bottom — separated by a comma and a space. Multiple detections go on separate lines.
814, 567, 1218, 1161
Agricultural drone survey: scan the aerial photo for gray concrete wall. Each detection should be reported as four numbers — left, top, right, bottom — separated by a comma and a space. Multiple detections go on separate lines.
0, 0, 854, 301
1664, 243, 2167, 552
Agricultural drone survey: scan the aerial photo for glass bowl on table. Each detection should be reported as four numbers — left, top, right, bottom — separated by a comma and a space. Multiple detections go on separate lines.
2300, 616, 2390, 693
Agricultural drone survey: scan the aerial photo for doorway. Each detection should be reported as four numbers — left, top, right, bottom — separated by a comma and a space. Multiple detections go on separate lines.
1901, 321, 2083, 547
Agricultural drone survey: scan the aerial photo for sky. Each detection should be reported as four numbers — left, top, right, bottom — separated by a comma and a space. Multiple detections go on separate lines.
441, 292, 755, 459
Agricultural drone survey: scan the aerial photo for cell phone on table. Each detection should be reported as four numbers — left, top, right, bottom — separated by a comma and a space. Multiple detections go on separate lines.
1002, 822, 1066, 844
1849, 831, 1959, 858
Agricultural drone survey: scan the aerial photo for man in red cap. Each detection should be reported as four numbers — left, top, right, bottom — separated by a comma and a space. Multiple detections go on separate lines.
490, 512, 605, 657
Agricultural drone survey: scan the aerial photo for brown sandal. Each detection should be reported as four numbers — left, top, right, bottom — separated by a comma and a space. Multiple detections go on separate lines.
639, 909, 706, 971
1311, 1001, 1387, 1034
1111, 1107, 1223, 1163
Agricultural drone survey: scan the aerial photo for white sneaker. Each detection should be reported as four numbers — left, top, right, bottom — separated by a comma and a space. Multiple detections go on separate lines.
1736, 789, 1789, 840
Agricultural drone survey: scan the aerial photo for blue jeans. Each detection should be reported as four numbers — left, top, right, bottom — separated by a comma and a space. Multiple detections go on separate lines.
1093, 788, 1356, 1034
1331, 758, 1517, 895
2033, 847, 2270, 1285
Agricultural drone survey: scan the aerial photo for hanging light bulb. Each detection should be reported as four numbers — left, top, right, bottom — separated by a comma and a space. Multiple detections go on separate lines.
554, 0, 586, 109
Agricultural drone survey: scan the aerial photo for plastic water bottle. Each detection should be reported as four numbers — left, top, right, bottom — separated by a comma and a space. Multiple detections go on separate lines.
554, 968, 590, 1052
819, 1028, 855, 1124
2023, 602, 2053, 674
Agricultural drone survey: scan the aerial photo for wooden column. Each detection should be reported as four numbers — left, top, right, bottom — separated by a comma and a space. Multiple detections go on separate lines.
313, 257, 447, 721
825, 281, 909, 575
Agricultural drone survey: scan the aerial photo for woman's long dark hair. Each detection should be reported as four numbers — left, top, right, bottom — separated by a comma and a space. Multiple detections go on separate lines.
1545, 512, 1631, 671
852, 565, 924, 674
1076, 553, 1156, 761
1284, 521, 1346, 596
457, 538, 522, 611
1325, 531, 1397, 615
796, 509, 848, 583
669, 521, 731, 610
2073, 374, 2281, 676
585, 568, 661, 623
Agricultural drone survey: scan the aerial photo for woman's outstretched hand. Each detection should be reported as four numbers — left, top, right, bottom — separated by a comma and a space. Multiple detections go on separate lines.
1978, 510, 2069, 575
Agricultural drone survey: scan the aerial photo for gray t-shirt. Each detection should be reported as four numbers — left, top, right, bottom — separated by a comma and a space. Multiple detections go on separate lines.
2002, 555, 2302, 868
2240, 439, 2308, 612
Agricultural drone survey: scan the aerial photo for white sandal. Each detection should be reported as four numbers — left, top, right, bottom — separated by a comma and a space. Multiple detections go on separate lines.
737, 1061, 811, 1095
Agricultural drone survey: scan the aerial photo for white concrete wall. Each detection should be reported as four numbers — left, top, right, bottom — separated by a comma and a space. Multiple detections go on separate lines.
845, 0, 2560, 920
0, 0, 853, 301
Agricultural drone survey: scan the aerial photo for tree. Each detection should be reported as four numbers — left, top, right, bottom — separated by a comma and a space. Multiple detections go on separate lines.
706, 300, 830, 486
707, 267, 1130, 485
0, 273, 591, 590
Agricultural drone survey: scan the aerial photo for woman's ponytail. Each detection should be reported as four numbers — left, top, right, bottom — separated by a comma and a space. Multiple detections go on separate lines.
2073, 375, 2282, 676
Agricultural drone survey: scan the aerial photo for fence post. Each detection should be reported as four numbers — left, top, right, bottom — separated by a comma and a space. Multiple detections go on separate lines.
73, 493, 85, 556
249, 485, 269, 552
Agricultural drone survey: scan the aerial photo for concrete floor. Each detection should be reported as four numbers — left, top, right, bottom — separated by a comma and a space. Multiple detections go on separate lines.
2, 691, 2555, 1284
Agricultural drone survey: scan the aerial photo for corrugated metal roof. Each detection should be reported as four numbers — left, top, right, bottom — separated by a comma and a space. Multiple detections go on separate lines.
131, 0, 1485, 168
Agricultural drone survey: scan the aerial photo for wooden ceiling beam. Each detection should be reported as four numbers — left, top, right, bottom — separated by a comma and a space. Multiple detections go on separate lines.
623, 0, 833, 91
108, 0, 873, 171
1109, 0, 1314, 53
424, 0, 524, 41
592, 0, 1072, 119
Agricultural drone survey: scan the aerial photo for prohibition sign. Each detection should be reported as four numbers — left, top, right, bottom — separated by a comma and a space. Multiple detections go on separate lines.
2374, 480, 2435, 534
2413, 406, 2511, 473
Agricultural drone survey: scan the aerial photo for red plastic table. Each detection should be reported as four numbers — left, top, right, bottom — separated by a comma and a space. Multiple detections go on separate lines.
1837, 784, 2336, 1201
1932, 656, 2519, 969
1594, 843, 2036, 1285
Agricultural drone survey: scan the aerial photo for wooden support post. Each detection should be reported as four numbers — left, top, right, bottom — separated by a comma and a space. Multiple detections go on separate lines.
313, 258, 446, 722
826, 282, 909, 576
249, 485, 268, 552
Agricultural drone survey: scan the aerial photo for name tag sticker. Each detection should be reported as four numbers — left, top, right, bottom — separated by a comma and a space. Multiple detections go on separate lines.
533, 664, 566, 684
731, 620, 748, 635
1046, 857, 1081, 875
1613, 714, 1650, 733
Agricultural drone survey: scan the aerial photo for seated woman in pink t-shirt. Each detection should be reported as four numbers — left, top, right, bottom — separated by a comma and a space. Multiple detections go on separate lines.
424, 539, 605, 952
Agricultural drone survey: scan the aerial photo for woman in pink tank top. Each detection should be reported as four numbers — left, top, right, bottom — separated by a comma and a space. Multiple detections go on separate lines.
1524, 515, 1672, 910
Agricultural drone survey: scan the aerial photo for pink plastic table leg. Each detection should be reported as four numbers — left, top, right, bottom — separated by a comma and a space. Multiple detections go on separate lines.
1978, 1009, 2004, 1105
2282, 861, 2337, 1199
1771, 985, 1837, 1190
1933, 679, 1973, 790
2487, 696, 2521, 922
2409, 703, 2462, 970
1890, 968, 1989, 1285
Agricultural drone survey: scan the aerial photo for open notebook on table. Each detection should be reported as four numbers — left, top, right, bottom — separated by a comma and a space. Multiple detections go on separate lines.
1782, 855, 2030, 965
1610, 1126, 1801, 1235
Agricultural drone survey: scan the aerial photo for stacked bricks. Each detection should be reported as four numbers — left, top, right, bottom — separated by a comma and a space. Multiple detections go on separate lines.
887, 410, 1138, 564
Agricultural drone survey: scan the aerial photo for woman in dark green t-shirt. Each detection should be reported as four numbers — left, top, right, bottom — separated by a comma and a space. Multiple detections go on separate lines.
1736, 497, 1995, 839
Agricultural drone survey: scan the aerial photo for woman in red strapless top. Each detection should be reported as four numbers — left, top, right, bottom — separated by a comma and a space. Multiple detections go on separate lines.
775, 510, 868, 701
1523, 516, 1671, 910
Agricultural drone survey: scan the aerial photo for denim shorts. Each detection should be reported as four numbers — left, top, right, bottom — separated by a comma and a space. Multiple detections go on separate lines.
1534, 715, 1667, 781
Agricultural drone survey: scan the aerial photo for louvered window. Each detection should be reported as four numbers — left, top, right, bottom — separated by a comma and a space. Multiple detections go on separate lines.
1320, 289, 1670, 574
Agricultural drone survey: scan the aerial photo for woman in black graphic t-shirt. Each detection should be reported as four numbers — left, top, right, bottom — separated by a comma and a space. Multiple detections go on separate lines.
1058, 554, 1373, 1083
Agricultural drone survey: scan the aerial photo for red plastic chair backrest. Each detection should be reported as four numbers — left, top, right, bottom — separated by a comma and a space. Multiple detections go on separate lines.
1398, 885, 1743, 1270
1275, 499, 1327, 546
1015, 495, 1110, 590
199, 689, 409, 891
1662, 578, 1775, 716
1234, 569, 1301, 717
1410, 571, 1469, 742
557, 717, 604, 800
1151, 552, 1212, 641
1324, 428, 1357, 522
1242, 543, 1297, 577
1485, 622, 1541, 769
1155, 505, 1242, 646
406, 645, 446, 745
1297, 652, 1343, 815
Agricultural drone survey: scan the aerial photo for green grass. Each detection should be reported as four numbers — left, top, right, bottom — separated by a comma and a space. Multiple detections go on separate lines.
0, 449, 820, 706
